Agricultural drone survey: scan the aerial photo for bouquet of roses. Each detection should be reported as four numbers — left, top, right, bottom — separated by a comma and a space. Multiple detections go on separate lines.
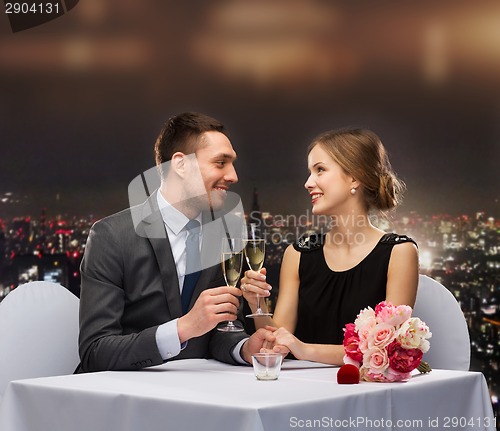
343, 301, 432, 382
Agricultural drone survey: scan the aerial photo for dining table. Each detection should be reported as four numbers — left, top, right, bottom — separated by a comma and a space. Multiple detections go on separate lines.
0, 359, 496, 431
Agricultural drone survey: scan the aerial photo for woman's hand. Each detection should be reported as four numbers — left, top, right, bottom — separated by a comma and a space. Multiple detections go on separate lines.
267, 327, 308, 360
240, 268, 272, 306
260, 326, 306, 359
260, 326, 291, 358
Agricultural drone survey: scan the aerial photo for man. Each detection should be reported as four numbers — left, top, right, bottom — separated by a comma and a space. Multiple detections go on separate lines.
78, 112, 270, 372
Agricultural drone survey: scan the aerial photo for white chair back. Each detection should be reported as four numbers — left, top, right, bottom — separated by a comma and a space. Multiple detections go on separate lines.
413, 275, 470, 371
0, 281, 80, 397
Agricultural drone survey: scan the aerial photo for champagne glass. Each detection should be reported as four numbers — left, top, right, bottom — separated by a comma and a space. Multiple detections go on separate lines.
245, 224, 272, 318
218, 237, 245, 332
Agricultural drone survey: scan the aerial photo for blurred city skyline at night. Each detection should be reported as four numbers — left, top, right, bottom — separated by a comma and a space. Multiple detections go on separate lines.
1, 0, 499, 219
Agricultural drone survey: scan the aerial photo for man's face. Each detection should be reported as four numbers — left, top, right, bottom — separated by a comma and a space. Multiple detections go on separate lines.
190, 131, 238, 212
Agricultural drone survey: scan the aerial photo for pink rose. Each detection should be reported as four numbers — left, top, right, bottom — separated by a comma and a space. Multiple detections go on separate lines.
360, 367, 391, 383
386, 367, 411, 382
387, 341, 423, 373
362, 347, 389, 374
360, 367, 410, 382
360, 367, 385, 382
366, 322, 396, 349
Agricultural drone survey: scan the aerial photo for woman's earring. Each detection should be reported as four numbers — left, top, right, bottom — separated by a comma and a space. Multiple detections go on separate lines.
350, 187, 357, 195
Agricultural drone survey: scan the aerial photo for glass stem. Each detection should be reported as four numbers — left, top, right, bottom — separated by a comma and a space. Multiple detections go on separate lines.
256, 294, 262, 313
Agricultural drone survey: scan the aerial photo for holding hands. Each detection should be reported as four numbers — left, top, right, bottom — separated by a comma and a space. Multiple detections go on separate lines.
261, 326, 307, 359
242, 325, 290, 362
241, 326, 283, 362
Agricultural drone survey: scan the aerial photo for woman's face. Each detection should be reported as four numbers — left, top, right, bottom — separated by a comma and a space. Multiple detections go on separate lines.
304, 144, 356, 215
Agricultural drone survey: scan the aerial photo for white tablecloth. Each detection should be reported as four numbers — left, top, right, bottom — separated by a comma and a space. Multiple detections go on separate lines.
0, 359, 495, 431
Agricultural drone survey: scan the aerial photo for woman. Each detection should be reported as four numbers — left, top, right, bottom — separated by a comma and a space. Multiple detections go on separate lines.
241, 128, 419, 365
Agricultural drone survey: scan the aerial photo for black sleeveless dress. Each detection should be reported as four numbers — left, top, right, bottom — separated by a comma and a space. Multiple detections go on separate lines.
292, 233, 417, 346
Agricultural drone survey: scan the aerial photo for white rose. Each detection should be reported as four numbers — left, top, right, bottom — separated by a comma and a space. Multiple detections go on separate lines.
397, 318, 431, 351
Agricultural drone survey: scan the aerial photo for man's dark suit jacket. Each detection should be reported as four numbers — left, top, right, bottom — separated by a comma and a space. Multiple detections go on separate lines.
78, 191, 248, 372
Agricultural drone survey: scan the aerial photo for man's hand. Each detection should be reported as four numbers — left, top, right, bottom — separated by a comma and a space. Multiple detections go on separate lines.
177, 286, 241, 343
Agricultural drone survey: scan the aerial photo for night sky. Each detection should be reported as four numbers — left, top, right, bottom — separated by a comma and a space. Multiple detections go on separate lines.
1, 1, 499, 219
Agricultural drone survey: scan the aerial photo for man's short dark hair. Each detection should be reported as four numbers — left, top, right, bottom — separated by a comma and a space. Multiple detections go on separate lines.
154, 112, 229, 170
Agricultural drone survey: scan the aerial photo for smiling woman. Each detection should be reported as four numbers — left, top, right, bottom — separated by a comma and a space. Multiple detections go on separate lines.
240, 128, 419, 366
306, 128, 405, 214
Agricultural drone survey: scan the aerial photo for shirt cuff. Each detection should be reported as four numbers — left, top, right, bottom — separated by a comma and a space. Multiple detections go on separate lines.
155, 319, 182, 361
231, 338, 250, 365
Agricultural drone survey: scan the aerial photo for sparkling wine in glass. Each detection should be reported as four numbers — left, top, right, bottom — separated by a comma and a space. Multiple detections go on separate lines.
218, 238, 244, 332
245, 227, 272, 318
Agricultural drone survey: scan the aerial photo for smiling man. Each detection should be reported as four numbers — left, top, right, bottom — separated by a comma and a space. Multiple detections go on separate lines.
78, 112, 271, 372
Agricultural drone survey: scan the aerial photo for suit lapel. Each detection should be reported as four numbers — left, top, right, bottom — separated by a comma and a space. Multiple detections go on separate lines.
140, 192, 183, 318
